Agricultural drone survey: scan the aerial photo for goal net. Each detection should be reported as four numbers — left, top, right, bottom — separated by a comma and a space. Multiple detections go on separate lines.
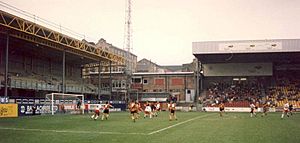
42, 93, 85, 115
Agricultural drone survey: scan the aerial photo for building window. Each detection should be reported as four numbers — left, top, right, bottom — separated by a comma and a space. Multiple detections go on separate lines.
143, 79, 148, 84
187, 90, 191, 94
132, 78, 142, 83
122, 82, 126, 88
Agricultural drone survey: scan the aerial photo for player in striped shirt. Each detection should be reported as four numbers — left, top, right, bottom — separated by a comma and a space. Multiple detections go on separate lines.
101, 101, 114, 120
129, 100, 138, 122
168, 101, 177, 121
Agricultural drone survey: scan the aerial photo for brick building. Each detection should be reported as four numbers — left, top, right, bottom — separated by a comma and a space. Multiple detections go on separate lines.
131, 71, 196, 103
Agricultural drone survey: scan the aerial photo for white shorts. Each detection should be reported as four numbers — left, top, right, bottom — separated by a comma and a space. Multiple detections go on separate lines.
145, 106, 152, 112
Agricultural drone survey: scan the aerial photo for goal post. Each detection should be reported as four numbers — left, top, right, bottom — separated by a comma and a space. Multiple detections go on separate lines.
44, 93, 85, 115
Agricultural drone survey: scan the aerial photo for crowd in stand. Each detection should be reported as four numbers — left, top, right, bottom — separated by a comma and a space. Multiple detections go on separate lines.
204, 80, 263, 106
267, 75, 300, 100
203, 76, 300, 108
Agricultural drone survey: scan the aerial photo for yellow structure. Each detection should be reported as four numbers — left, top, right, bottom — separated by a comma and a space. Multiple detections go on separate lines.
0, 10, 124, 65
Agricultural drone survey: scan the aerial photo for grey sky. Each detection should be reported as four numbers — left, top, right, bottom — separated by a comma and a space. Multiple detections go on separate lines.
1, 0, 300, 65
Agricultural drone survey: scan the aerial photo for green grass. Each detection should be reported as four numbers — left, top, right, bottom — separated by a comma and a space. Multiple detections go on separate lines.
0, 112, 299, 143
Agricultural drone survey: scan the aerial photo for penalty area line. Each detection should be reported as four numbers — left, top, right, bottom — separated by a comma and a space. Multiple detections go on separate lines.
148, 113, 213, 135
0, 127, 147, 135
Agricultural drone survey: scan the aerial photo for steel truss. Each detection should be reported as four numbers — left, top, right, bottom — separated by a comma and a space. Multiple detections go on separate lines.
0, 10, 124, 65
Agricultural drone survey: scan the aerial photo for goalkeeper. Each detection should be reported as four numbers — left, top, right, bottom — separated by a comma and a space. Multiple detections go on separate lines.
77, 99, 82, 110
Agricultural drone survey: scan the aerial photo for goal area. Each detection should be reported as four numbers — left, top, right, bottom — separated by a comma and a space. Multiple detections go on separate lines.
43, 93, 85, 115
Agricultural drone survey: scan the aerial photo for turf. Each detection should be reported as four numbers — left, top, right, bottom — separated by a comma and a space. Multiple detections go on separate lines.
0, 112, 299, 143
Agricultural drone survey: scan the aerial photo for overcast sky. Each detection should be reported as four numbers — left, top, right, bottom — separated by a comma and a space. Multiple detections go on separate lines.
1, 0, 300, 65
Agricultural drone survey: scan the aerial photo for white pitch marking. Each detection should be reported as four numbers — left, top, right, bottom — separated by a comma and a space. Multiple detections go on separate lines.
0, 127, 147, 135
147, 113, 213, 135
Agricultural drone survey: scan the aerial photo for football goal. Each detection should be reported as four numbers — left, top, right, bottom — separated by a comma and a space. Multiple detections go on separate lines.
43, 93, 85, 115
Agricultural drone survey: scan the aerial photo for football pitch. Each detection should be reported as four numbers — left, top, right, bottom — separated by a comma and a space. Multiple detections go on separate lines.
0, 112, 299, 143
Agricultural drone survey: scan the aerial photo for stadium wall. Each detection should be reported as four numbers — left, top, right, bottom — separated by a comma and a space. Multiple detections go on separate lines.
203, 62, 273, 76
202, 107, 276, 112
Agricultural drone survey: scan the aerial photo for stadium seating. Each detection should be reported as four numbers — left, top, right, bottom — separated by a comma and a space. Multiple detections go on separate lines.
203, 77, 300, 108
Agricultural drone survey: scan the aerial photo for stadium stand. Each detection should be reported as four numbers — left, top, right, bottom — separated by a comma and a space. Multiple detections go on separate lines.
203, 75, 300, 108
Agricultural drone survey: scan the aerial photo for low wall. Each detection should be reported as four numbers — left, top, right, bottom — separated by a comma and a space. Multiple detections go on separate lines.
202, 107, 276, 112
